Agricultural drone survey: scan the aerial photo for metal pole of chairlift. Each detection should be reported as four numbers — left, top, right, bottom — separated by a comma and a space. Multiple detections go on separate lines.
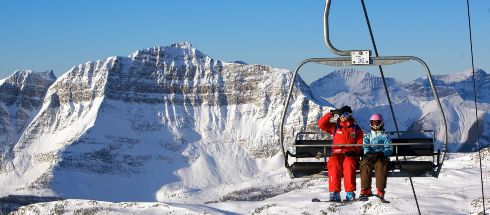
465, 0, 486, 213
279, 59, 309, 169
323, 0, 353, 56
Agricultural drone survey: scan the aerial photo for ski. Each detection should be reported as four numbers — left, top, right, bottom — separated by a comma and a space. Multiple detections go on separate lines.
358, 196, 369, 201
311, 196, 388, 203
312, 198, 321, 202
311, 198, 341, 203
374, 195, 390, 203
356, 195, 390, 203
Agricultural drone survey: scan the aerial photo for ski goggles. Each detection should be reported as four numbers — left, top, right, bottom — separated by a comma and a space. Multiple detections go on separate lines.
340, 112, 351, 118
370, 120, 382, 126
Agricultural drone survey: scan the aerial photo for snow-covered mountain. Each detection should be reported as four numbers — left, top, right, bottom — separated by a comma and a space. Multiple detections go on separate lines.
0, 42, 488, 214
0, 70, 56, 171
0, 42, 328, 202
310, 68, 490, 152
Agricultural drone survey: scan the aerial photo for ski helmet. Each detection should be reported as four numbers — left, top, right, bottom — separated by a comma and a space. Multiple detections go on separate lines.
370, 113, 383, 121
369, 113, 384, 131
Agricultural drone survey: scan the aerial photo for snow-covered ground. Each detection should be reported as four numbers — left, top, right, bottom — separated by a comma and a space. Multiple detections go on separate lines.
6, 150, 489, 215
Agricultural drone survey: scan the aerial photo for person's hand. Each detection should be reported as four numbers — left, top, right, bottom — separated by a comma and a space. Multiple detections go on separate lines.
315, 152, 323, 160
330, 109, 341, 115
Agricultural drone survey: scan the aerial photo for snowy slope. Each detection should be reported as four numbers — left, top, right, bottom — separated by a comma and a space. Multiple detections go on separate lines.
0, 70, 56, 174
6, 149, 490, 214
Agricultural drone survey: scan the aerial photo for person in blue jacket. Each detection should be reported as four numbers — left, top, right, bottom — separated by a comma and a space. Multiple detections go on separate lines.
360, 113, 393, 199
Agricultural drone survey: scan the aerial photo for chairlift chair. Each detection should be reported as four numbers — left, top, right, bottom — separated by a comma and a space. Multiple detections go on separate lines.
279, 0, 448, 179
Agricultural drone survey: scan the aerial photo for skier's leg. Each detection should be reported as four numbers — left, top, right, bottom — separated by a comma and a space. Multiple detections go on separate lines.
328, 155, 342, 192
360, 157, 373, 195
343, 156, 358, 192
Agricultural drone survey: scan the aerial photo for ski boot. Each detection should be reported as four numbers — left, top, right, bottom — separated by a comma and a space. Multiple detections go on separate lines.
376, 188, 385, 198
345, 191, 356, 201
329, 192, 341, 202
359, 188, 372, 201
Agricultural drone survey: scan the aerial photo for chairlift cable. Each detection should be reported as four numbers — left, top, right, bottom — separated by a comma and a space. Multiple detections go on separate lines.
360, 1, 421, 214
465, 0, 486, 213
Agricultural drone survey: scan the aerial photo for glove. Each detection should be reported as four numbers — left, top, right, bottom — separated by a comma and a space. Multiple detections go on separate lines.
315, 152, 323, 160
330, 108, 342, 115
345, 151, 357, 157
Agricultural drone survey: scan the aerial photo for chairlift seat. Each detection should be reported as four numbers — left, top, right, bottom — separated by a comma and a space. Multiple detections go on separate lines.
290, 162, 326, 178
294, 139, 332, 158
388, 161, 435, 177
395, 139, 435, 157
287, 131, 439, 178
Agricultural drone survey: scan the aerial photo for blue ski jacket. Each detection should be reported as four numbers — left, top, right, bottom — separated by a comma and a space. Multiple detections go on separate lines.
363, 131, 393, 157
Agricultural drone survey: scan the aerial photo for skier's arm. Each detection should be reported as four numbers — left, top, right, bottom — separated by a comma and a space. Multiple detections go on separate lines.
383, 136, 393, 157
318, 112, 335, 134
363, 133, 370, 155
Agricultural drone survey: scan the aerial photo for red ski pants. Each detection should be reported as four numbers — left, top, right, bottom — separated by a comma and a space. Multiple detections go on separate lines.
327, 155, 358, 192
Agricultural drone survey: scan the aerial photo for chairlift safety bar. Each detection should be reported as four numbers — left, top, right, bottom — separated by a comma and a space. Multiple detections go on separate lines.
293, 142, 435, 148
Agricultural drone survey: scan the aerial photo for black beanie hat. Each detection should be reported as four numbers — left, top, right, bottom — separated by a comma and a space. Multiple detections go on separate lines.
340, 106, 352, 114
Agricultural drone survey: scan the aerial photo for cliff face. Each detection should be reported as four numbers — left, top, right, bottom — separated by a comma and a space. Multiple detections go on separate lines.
0, 42, 326, 201
0, 70, 56, 170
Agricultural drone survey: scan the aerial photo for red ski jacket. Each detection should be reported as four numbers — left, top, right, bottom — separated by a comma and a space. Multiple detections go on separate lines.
317, 112, 363, 155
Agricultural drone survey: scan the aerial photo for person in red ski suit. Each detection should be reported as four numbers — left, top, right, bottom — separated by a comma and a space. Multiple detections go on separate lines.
317, 106, 363, 201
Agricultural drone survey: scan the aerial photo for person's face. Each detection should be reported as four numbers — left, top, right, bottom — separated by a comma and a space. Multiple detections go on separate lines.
340, 112, 351, 122
370, 120, 382, 127
370, 120, 382, 130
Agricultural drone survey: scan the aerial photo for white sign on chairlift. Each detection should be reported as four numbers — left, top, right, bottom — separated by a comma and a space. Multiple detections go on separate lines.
351, 51, 370, 65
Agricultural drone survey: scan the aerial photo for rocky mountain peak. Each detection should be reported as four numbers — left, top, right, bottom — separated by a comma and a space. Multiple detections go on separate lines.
129, 41, 211, 66
330, 68, 371, 79
319, 68, 382, 88
410, 68, 490, 102
421, 68, 488, 84
2, 70, 56, 87
170, 41, 193, 49
309, 68, 400, 106
0, 70, 57, 168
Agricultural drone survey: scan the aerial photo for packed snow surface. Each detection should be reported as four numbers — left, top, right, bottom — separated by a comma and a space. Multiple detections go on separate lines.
7, 151, 490, 214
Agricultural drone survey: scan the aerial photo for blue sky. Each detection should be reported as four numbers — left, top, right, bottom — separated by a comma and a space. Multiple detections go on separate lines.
1, 0, 489, 82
